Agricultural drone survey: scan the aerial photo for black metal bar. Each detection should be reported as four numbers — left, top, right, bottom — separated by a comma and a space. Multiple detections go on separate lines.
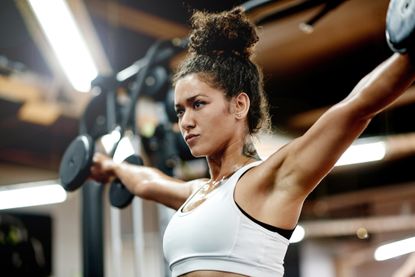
122, 39, 181, 131
255, 0, 328, 25
78, 85, 105, 277
302, 0, 349, 28
82, 181, 104, 277
241, 0, 279, 13
116, 38, 187, 83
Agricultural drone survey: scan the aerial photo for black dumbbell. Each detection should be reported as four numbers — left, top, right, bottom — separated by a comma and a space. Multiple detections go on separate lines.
109, 155, 144, 208
59, 135, 142, 209
59, 134, 95, 191
386, 0, 415, 54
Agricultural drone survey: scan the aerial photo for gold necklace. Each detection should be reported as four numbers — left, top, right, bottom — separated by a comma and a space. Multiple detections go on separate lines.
200, 172, 234, 194
182, 159, 254, 213
182, 177, 229, 212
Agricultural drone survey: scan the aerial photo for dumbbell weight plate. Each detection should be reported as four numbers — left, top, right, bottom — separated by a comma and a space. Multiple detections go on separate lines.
386, 0, 415, 53
109, 155, 144, 208
59, 135, 94, 191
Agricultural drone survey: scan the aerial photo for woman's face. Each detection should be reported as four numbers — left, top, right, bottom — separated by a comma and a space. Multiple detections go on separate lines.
174, 74, 237, 157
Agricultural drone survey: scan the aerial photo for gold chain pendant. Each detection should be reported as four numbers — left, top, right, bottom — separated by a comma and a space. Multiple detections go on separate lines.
182, 177, 225, 212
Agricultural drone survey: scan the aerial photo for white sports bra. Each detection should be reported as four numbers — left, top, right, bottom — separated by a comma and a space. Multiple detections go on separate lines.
163, 161, 290, 277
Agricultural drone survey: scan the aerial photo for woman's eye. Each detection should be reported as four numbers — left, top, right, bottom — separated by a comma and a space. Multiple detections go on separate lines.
176, 109, 184, 118
193, 101, 205, 109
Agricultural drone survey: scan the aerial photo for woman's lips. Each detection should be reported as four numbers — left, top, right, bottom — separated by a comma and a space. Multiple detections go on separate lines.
185, 134, 199, 144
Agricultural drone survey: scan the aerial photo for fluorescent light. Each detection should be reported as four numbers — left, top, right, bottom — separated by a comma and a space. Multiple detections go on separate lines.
335, 139, 386, 167
0, 181, 67, 210
290, 225, 305, 243
374, 236, 415, 261
28, 0, 98, 92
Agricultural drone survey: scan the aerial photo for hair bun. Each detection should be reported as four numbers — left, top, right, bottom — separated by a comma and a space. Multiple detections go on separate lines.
188, 8, 258, 58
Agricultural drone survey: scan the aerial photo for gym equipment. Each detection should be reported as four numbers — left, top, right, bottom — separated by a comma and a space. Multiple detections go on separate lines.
299, 0, 347, 33
82, 77, 117, 140
59, 135, 94, 191
59, 76, 117, 192
109, 155, 144, 208
59, 38, 187, 208
164, 88, 177, 124
82, 180, 104, 277
105, 39, 186, 207
105, 41, 171, 208
142, 66, 170, 101
242, 0, 348, 26
0, 214, 51, 276
386, 0, 415, 53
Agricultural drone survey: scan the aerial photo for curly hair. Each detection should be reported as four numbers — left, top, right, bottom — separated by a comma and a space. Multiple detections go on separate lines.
174, 7, 271, 134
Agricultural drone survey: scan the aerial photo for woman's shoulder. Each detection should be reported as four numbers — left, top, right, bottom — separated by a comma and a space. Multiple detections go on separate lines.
238, 141, 297, 193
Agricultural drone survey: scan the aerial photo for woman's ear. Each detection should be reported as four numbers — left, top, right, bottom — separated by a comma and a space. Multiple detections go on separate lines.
233, 92, 250, 119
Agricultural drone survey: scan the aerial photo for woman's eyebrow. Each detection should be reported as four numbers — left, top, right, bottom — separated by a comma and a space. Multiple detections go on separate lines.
175, 94, 208, 108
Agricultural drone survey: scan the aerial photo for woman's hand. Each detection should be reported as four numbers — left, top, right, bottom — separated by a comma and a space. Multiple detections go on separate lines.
90, 152, 118, 184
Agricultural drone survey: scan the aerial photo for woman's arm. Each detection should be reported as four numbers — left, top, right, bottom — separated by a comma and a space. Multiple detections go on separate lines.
91, 153, 195, 210
271, 53, 415, 198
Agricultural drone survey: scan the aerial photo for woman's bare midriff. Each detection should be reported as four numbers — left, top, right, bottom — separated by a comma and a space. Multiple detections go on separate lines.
179, 271, 248, 277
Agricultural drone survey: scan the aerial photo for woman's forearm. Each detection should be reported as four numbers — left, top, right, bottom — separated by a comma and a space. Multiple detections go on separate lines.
114, 162, 191, 210
345, 53, 415, 119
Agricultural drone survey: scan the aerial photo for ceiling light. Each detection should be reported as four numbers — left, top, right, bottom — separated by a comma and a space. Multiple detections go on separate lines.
0, 180, 67, 210
27, 0, 98, 92
335, 139, 386, 167
374, 236, 415, 261
290, 225, 305, 243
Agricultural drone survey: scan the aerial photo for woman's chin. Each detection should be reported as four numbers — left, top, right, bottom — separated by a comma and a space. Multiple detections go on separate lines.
188, 147, 206, 158
189, 151, 204, 158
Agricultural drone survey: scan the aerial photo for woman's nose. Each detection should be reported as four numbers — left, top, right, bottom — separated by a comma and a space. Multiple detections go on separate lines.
180, 110, 195, 130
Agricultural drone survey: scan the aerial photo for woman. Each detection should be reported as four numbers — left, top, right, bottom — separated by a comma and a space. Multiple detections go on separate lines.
91, 7, 415, 277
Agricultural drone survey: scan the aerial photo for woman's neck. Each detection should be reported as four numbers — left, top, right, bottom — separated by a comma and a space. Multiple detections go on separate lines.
206, 136, 259, 181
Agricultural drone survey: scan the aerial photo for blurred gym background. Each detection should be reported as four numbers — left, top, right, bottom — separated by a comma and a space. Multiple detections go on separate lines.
1, 0, 415, 276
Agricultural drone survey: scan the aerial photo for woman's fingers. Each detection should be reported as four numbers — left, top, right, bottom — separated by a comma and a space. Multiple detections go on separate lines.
90, 153, 116, 182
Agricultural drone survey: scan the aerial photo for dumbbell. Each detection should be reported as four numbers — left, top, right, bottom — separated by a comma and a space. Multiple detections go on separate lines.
59, 134, 142, 208
59, 134, 94, 192
386, 0, 415, 54
109, 155, 143, 208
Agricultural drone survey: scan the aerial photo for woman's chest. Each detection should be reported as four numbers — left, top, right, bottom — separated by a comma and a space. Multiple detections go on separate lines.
163, 186, 240, 259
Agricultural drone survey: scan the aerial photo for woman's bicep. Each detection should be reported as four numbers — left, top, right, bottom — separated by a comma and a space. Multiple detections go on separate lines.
281, 102, 371, 196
